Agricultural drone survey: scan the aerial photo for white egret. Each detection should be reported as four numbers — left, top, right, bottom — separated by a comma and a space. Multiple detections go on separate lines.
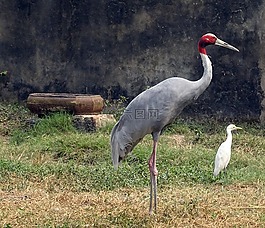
213, 124, 242, 176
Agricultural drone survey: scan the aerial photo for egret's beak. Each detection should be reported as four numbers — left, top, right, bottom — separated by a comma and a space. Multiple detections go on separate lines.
215, 38, 239, 52
234, 126, 242, 130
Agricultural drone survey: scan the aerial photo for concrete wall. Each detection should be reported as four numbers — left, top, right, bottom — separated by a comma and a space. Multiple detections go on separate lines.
0, 0, 263, 122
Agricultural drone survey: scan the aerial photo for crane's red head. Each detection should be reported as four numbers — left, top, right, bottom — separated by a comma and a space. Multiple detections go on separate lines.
198, 33, 239, 55
198, 33, 217, 54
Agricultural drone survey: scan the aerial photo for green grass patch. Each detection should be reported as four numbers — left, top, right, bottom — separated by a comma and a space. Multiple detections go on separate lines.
0, 104, 264, 192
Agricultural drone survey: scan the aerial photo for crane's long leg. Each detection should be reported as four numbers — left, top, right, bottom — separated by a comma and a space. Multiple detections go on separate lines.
148, 139, 158, 215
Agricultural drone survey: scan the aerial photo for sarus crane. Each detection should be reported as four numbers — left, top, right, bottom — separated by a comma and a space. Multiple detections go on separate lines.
111, 33, 239, 214
213, 124, 242, 177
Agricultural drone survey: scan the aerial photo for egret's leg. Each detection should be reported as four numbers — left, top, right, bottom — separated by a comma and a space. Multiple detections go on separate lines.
223, 167, 228, 182
148, 140, 158, 215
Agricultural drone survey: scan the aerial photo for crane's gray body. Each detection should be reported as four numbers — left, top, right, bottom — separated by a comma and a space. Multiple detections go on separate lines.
111, 54, 212, 169
110, 34, 239, 214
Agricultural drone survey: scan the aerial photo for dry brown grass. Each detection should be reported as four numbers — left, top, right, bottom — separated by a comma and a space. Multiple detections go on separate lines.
1, 180, 265, 227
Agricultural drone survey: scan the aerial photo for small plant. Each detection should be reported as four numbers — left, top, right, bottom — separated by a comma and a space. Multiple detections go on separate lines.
0, 71, 8, 76
104, 95, 128, 119
0, 103, 33, 136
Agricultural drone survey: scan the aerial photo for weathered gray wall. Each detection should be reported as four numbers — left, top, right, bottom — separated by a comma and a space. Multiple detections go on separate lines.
0, 0, 263, 122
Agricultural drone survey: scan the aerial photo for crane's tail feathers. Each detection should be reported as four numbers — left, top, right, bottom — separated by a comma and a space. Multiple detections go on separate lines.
111, 132, 120, 170
111, 119, 142, 169
110, 121, 130, 169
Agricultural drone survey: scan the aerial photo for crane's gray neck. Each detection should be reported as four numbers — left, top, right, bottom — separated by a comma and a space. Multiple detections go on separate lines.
195, 53, 213, 94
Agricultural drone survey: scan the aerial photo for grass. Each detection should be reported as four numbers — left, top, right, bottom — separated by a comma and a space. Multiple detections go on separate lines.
0, 102, 265, 227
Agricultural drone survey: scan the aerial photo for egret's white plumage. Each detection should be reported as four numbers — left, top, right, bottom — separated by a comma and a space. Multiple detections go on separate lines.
213, 124, 242, 176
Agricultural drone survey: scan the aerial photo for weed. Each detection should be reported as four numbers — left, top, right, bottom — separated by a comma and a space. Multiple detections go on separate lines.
104, 96, 128, 120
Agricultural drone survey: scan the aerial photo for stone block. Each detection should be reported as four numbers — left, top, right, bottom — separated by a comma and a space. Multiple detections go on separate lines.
72, 114, 116, 132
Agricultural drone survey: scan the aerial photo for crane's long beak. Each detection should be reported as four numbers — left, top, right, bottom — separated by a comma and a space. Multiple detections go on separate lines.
215, 38, 239, 52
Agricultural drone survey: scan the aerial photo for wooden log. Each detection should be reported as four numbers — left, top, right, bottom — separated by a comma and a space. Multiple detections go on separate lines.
27, 93, 104, 115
